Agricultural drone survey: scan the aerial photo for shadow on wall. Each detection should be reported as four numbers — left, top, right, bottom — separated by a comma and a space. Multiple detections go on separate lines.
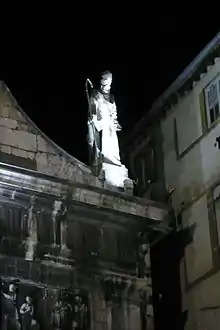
151, 222, 196, 330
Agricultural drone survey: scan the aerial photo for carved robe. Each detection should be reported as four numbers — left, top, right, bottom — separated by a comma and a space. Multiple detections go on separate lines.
88, 90, 121, 167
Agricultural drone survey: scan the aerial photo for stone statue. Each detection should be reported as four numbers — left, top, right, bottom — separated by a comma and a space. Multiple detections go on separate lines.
23, 195, 38, 261
72, 293, 87, 329
19, 296, 35, 330
2, 282, 20, 330
51, 299, 72, 330
52, 200, 62, 246
136, 233, 151, 278
87, 71, 122, 168
87, 71, 133, 192
51, 199, 70, 258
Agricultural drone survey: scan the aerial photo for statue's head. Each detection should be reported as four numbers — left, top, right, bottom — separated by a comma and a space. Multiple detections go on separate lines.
26, 296, 32, 304
100, 70, 112, 94
9, 283, 16, 292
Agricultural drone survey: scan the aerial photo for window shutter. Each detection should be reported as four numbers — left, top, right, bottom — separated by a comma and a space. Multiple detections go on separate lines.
199, 90, 208, 134
206, 190, 219, 266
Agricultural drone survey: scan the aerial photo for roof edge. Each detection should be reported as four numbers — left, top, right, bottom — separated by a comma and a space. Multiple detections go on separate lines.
131, 31, 220, 138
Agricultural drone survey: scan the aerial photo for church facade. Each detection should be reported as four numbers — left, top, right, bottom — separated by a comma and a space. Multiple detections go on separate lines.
0, 81, 172, 329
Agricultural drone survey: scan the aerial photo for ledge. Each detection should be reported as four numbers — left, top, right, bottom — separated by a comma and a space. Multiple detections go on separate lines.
0, 162, 171, 223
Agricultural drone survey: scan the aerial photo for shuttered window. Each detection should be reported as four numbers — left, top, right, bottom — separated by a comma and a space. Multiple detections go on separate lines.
202, 76, 220, 129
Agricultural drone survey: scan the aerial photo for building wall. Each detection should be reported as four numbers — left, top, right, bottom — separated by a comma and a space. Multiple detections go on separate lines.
160, 57, 220, 328
162, 58, 220, 210
0, 164, 153, 330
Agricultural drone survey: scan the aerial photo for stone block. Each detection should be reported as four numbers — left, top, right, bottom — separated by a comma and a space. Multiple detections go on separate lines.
36, 152, 48, 166
0, 127, 37, 151
17, 122, 35, 133
0, 117, 17, 129
0, 144, 11, 154
27, 151, 35, 160
11, 147, 27, 159
37, 135, 56, 154
15, 130, 37, 151
1, 107, 9, 118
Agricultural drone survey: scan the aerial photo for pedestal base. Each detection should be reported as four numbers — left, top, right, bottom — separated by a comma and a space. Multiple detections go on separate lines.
100, 163, 133, 195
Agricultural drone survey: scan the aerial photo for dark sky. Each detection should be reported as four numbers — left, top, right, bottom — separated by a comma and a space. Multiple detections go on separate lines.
0, 17, 219, 164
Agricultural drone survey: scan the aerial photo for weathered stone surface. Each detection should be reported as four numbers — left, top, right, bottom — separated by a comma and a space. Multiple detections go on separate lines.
0, 117, 17, 129
1, 106, 9, 118
0, 144, 11, 154
0, 127, 37, 150
11, 147, 27, 158
37, 134, 56, 154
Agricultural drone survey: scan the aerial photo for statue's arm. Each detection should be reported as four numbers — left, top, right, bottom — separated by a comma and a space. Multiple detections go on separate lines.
111, 102, 122, 131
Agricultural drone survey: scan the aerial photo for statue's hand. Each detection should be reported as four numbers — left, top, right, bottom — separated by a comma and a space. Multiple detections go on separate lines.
115, 122, 122, 131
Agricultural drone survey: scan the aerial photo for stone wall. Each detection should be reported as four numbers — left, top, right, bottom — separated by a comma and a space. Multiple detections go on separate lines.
0, 162, 158, 329
0, 81, 102, 188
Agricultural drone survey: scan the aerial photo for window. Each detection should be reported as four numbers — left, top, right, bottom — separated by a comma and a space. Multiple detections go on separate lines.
205, 76, 220, 126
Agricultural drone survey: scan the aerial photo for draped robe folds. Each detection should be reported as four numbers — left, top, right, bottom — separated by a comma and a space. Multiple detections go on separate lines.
87, 90, 121, 167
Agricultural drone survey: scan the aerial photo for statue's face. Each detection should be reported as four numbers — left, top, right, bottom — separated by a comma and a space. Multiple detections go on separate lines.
101, 77, 112, 94
9, 284, 15, 292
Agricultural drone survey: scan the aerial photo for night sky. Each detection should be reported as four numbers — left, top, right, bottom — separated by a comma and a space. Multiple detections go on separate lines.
0, 17, 219, 164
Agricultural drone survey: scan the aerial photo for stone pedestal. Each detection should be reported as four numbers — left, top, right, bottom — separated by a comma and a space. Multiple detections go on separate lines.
100, 163, 133, 195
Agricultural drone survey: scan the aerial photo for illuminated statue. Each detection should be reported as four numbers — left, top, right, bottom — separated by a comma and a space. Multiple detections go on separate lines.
86, 71, 133, 192
87, 71, 122, 169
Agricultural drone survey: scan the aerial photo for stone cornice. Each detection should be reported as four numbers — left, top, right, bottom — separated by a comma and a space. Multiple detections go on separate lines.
0, 162, 171, 223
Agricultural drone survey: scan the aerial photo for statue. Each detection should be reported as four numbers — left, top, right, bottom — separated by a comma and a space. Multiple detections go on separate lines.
19, 296, 36, 330
51, 199, 70, 259
86, 71, 133, 192
1, 282, 20, 330
72, 293, 88, 329
23, 195, 38, 261
87, 71, 122, 170
51, 299, 71, 330
52, 200, 63, 246
136, 232, 151, 278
